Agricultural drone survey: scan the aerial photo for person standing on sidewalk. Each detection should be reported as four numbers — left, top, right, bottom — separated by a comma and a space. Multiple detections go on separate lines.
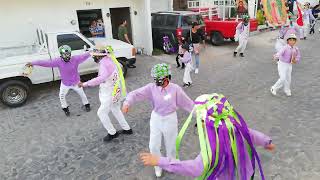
271, 34, 301, 97
234, 15, 250, 57
122, 63, 194, 177
79, 47, 132, 142
186, 22, 205, 74
26, 45, 91, 116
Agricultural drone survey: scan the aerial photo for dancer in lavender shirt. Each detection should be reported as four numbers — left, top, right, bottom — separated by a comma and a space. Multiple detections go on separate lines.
180, 43, 193, 87
79, 48, 132, 142
26, 45, 91, 116
122, 63, 194, 177
140, 93, 275, 179
271, 34, 301, 97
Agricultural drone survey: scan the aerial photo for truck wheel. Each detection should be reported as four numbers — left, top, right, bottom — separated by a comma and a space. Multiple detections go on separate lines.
211, 31, 224, 46
0, 80, 30, 107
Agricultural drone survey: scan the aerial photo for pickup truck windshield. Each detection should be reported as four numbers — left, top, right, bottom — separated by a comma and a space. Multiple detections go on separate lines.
182, 15, 204, 27
57, 34, 91, 50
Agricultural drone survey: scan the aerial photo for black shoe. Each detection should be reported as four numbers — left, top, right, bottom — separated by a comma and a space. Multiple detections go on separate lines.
188, 82, 192, 87
176, 64, 181, 68
62, 107, 70, 116
240, 53, 244, 57
84, 104, 91, 112
119, 129, 133, 135
233, 52, 237, 57
181, 63, 185, 69
103, 132, 119, 142
183, 83, 188, 87
304, 37, 307, 40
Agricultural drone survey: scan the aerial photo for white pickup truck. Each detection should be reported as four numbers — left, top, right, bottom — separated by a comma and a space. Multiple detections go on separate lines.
0, 30, 137, 107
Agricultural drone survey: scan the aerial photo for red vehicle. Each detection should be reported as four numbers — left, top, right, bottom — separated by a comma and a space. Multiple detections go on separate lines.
204, 17, 258, 45
190, 7, 259, 45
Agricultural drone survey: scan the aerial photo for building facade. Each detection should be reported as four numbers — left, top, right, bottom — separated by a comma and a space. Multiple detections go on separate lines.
0, 0, 173, 55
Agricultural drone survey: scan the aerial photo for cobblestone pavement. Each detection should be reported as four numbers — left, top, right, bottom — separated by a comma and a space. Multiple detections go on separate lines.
1, 31, 320, 180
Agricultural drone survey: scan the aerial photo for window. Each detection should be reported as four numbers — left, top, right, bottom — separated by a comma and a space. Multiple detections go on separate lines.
165, 15, 178, 27
181, 15, 204, 27
57, 34, 89, 51
77, 9, 105, 38
152, 15, 166, 26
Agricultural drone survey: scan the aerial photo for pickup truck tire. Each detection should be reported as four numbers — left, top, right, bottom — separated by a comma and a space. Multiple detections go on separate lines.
0, 80, 30, 107
211, 31, 224, 46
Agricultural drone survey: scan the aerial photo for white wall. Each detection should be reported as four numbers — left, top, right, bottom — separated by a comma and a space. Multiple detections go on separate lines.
150, 0, 173, 12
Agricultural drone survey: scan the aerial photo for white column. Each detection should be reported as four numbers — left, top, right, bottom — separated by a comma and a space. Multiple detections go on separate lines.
144, 0, 153, 55
169, 0, 173, 11
248, 0, 256, 18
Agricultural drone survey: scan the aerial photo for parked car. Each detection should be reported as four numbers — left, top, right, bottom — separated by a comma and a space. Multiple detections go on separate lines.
151, 11, 205, 52
0, 31, 136, 107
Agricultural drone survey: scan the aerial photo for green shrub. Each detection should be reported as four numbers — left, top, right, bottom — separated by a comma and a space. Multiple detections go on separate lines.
256, 9, 266, 25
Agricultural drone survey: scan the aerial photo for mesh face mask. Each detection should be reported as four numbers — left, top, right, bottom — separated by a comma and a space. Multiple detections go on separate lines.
151, 63, 171, 86
59, 45, 72, 62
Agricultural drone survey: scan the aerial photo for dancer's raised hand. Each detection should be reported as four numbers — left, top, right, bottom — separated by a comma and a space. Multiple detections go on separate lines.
78, 82, 84, 88
26, 62, 33, 67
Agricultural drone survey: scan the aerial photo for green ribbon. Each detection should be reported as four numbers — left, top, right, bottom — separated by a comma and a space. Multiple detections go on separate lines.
176, 93, 244, 180
105, 46, 127, 98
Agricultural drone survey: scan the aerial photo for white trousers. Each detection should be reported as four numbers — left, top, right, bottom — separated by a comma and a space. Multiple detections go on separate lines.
183, 63, 193, 84
235, 37, 248, 53
59, 83, 89, 108
149, 111, 178, 160
303, 20, 310, 37
98, 86, 130, 135
272, 61, 292, 94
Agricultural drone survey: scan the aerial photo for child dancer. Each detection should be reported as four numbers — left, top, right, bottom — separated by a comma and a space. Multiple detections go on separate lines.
301, 2, 316, 39
271, 34, 301, 97
122, 63, 194, 177
140, 93, 275, 179
26, 45, 91, 116
234, 15, 250, 57
176, 37, 186, 69
79, 47, 132, 142
180, 43, 193, 87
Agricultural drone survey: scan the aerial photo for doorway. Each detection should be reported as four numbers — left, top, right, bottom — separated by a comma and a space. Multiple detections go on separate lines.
110, 7, 133, 43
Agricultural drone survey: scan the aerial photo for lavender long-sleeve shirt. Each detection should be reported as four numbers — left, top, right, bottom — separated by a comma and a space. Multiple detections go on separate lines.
124, 83, 194, 116
236, 22, 250, 38
158, 128, 272, 179
31, 52, 90, 86
303, 9, 316, 22
83, 57, 116, 87
181, 51, 192, 64
276, 44, 301, 64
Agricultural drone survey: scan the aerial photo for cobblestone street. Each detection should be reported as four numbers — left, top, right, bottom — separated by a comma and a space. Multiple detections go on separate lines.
1, 31, 320, 180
